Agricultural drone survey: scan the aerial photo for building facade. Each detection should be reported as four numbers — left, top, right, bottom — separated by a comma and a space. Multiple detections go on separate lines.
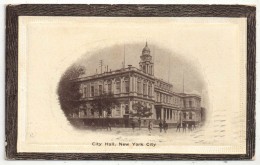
72, 42, 202, 127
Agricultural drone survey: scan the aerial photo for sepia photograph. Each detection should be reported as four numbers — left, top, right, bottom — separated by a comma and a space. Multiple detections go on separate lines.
5, 5, 256, 160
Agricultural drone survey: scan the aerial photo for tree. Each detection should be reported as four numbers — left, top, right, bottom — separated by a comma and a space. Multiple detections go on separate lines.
57, 64, 85, 117
200, 107, 206, 123
130, 102, 153, 118
90, 92, 120, 118
130, 102, 153, 129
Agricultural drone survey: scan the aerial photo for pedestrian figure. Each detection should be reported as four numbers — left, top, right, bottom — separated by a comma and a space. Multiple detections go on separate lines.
163, 121, 168, 133
91, 122, 96, 131
148, 121, 153, 133
138, 118, 141, 130
176, 122, 181, 132
182, 122, 186, 132
144, 120, 147, 127
159, 121, 163, 133
193, 123, 196, 130
107, 121, 111, 131
188, 123, 192, 132
131, 121, 135, 132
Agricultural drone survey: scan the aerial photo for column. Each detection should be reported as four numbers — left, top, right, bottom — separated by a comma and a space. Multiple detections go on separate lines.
164, 109, 166, 121
146, 82, 149, 96
132, 76, 135, 92
129, 76, 132, 92
120, 77, 123, 93
152, 104, 155, 119
161, 108, 163, 121
111, 78, 115, 93
152, 83, 154, 98
141, 79, 143, 95
129, 100, 133, 111
120, 104, 122, 117
134, 77, 137, 92
135, 77, 138, 92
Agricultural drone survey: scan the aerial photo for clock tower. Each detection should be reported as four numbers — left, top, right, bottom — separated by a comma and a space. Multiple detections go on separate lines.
139, 42, 154, 75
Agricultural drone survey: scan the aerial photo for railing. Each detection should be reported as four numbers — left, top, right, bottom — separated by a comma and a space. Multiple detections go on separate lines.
74, 66, 152, 82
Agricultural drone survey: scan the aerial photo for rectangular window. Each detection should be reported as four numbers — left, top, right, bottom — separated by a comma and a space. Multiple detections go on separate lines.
125, 104, 129, 114
87, 85, 90, 97
83, 87, 87, 98
189, 112, 192, 119
137, 81, 141, 94
98, 85, 102, 95
91, 86, 94, 97
148, 85, 151, 96
115, 106, 121, 116
143, 83, 147, 95
94, 84, 98, 96
116, 81, 121, 94
125, 81, 129, 93
108, 83, 112, 93
189, 101, 192, 107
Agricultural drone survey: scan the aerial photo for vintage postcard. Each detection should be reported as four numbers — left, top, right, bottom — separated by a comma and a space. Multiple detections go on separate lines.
16, 16, 248, 155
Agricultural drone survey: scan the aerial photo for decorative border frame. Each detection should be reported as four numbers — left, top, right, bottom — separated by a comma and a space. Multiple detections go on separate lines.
5, 4, 256, 160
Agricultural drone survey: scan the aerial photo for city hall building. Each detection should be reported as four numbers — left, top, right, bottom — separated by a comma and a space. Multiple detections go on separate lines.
72, 42, 203, 127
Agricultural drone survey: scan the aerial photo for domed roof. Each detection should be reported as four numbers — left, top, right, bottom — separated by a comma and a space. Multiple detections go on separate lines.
142, 42, 150, 53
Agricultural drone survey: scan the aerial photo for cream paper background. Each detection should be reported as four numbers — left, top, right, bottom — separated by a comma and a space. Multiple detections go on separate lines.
17, 16, 247, 154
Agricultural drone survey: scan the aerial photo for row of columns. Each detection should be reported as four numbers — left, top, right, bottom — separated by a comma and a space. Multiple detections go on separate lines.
160, 108, 181, 122
140, 63, 153, 75
157, 108, 198, 122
